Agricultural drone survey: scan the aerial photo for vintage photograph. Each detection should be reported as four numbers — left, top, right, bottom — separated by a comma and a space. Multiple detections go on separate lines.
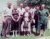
0, 0, 50, 39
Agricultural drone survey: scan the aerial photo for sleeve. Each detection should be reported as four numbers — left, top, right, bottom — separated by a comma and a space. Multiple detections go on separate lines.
46, 10, 49, 17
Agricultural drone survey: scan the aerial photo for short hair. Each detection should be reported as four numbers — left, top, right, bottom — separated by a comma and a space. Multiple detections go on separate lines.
41, 4, 45, 7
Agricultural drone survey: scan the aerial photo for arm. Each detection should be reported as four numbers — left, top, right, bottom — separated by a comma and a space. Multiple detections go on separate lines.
46, 10, 49, 17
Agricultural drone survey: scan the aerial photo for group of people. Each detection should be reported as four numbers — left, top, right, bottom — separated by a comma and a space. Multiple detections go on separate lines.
1, 2, 49, 37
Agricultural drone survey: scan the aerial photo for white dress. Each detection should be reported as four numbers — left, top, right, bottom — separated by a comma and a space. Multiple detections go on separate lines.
24, 12, 29, 21
21, 12, 31, 32
29, 8, 36, 18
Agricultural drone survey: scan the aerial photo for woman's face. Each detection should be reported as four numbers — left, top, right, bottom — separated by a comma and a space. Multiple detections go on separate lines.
41, 4, 45, 9
36, 6, 39, 10
25, 7, 30, 12
12, 9, 19, 20
7, 3, 12, 9
13, 14, 19, 20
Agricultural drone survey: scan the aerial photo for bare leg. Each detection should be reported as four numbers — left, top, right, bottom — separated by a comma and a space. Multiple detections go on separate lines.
28, 22, 31, 35
15, 30, 17, 37
40, 29, 44, 36
12, 30, 15, 37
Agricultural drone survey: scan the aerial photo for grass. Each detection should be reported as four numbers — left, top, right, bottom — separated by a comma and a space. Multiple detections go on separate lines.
0, 29, 50, 39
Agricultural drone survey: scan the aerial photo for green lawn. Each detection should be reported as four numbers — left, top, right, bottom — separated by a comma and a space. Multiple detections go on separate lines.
0, 28, 50, 39
0, 34, 50, 39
